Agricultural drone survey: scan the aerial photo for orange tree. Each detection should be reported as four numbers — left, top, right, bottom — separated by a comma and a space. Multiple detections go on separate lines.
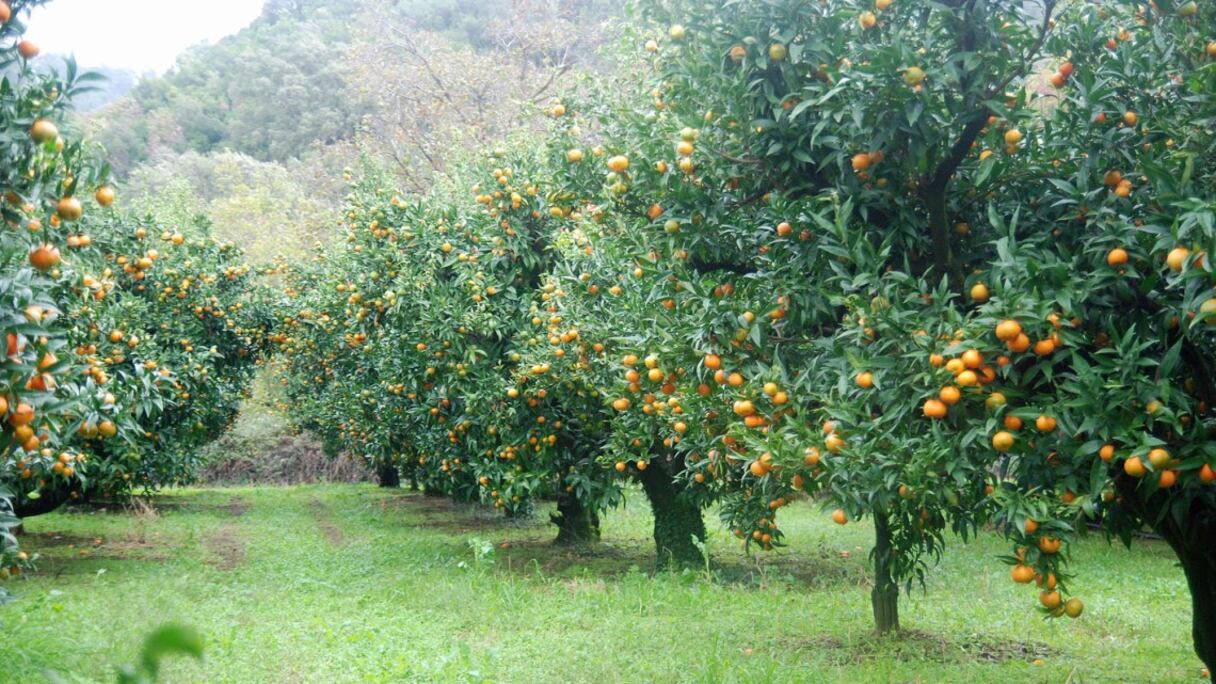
279, 1, 1216, 664
611, 0, 1216, 662
273, 156, 619, 543
0, 0, 269, 537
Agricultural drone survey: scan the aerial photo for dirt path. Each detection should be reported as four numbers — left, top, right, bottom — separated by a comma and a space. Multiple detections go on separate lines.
307, 497, 345, 547
203, 496, 249, 570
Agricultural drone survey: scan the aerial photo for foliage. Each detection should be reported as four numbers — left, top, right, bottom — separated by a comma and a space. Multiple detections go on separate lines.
0, 0, 269, 543
115, 624, 204, 684
273, 0, 1216, 667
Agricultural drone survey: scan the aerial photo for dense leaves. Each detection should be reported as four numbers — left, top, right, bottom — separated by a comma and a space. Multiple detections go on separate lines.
276, 0, 1215, 667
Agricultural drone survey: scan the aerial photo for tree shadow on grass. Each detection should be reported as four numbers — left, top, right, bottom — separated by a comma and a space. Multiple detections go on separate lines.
780, 629, 1055, 666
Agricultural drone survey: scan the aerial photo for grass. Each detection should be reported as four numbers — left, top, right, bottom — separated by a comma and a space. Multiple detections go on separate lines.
0, 484, 1203, 683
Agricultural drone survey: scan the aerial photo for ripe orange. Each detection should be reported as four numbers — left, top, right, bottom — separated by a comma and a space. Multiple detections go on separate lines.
831, 509, 848, 525
1201, 464, 1216, 483
995, 319, 1022, 341
57, 196, 83, 221
1159, 470, 1178, 488
1148, 447, 1170, 469
923, 398, 947, 419
1123, 455, 1147, 478
1035, 415, 1056, 432
858, 11, 877, 29
1040, 590, 1062, 609
851, 153, 871, 172
0, 2, 10, 23
939, 385, 961, 405
1038, 536, 1061, 554
1107, 247, 1129, 267
1004, 129, 1023, 145
17, 40, 39, 59
1011, 564, 1035, 584
1008, 333, 1031, 353
30, 118, 58, 143
95, 185, 116, 207
992, 430, 1014, 452
606, 155, 630, 173
856, 371, 874, 388
1099, 444, 1115, 461
1003, 415, 1023, 430
704, 353, 721, 370
1024, 518, 1039, 534
1166, 247, 1189, 272
29, 244, 61, 271
970, 282, 989, 302
9, 402, 34, 426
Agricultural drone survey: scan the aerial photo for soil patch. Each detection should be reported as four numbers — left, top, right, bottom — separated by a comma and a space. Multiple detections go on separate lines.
307, 498, 345, 547
781, 629, 1056, 666
204, 524, 247, 571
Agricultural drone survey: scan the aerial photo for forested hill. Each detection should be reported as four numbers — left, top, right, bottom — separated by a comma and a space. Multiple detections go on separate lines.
77, 0, 616, 264
87, 0, 615, 180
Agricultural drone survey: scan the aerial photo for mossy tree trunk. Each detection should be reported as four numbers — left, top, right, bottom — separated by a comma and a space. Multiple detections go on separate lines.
551, 491, 600, 546
377, 464, 400, 488
1116, 471, 1216, 672
1151, 499, 1216, 673
636, 458, 705, 570
871, 512, 900, 634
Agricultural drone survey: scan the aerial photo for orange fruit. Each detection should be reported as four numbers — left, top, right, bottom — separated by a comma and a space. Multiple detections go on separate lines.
1011, 564, 1035, 583
1166, 246, 1189, 272
1040, 590, 1062, 609
961, 349, 983, 369
1107, 247, 1129, 267
1035, 415, 1056, 432
992, 430, 1015, 452
939, 386, 961, 405
1123, 455, 1147, 478
29, 244, 61, 271
923, 399, 947, 419
57, 196, 83, 221
1201, 464, 1216, 483
1099, 444, 1115, 461
1038, 536, 1061, 554
995, 319, 1022, 341
831, 509, 848, 525
1064, 597, 1084, 618
855, 371, 874, 388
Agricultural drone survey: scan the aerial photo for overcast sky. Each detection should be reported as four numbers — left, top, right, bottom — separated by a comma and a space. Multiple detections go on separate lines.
25, 0, 266, 74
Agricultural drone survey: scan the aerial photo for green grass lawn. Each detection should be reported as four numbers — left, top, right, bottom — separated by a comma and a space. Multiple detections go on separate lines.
0, 484, 1203, 683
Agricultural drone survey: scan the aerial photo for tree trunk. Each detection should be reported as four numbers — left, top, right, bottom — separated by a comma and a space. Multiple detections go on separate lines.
377, 464, 400, 488
423, 485, 444, 498
871, 512, 901, 634
637, 460, 705, 569
12, 488, 69, 519
1151, 501, 1216, 673
551, 491, 600, 546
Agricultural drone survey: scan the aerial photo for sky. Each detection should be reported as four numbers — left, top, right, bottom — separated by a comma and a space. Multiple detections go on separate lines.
24, 0, 266, 74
